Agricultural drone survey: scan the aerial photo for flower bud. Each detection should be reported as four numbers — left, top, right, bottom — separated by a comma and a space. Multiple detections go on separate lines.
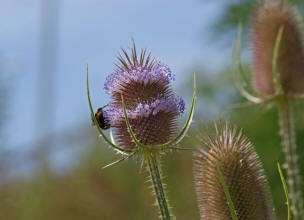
193, 124, 274, 220
252, 1, 304, 95
104, 44, 185, 149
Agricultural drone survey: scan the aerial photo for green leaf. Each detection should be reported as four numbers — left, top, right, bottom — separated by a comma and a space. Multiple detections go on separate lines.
232, 23, 263, 104
156, 72, 196, 149
277, 162, 290, 220
121, 94, 145, 149
120, 73, 197, 151
86, 63, 133, 154
216, 164, 238, 220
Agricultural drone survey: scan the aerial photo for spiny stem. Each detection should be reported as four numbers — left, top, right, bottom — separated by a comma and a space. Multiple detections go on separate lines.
146, 153, 171, 220
278, 96, 303, 220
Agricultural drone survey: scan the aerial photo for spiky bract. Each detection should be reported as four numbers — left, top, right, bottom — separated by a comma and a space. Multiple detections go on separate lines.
251, 1, 304, 95
193, 124, 274, 220
104, 43, 185, 149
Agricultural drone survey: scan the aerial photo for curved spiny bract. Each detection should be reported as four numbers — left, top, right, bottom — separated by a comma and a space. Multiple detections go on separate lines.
104, 43, 185, 150
251, 1, 304, 95
194, 124, 274, 220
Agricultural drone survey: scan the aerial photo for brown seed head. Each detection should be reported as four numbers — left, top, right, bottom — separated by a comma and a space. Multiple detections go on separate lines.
193, 124, 274, 220
251, 1, 304, 95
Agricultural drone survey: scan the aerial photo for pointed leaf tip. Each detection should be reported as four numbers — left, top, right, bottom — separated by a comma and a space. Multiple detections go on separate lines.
86, 64, 132, 154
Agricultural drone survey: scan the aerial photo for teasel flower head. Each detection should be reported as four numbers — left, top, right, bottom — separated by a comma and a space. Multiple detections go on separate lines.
252, 1, 304, 95
87, 41, 196, 157
233, 1, 304, 106
103, 43, 185, 150
193, 123, 274, 220
87, 43, 196, 219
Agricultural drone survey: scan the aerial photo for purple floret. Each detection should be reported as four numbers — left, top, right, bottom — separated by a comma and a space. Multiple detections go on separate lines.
104, 61, 175, 95
105, 94, 184, 124
175, 95, 185, 114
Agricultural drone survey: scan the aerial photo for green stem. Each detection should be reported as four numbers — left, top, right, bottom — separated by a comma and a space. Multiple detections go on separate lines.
278, 96, 303, 220
146, 153, 171, 220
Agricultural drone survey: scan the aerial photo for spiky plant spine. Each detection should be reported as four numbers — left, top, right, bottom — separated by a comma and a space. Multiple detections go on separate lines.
193, 124, 274, 220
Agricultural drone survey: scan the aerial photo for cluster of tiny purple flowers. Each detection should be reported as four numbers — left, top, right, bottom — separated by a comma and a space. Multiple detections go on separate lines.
103, 44, 185, 149
104, 62, 175, 93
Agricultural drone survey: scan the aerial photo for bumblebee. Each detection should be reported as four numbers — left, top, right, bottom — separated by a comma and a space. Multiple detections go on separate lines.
92, 105, 111, 130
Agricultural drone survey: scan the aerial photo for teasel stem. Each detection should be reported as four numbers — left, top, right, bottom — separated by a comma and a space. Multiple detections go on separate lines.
278, 96, 304, 219
145, 153, 172, 220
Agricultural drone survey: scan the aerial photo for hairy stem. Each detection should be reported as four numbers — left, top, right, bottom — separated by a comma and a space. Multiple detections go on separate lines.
278, 96, 303, 220
146, 153, 172, 220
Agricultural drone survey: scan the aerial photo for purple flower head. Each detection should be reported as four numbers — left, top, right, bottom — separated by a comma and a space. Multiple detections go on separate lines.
104, 43, 185, 149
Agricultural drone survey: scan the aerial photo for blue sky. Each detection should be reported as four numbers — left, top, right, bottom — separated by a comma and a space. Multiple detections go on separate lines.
1, 0, 228, 149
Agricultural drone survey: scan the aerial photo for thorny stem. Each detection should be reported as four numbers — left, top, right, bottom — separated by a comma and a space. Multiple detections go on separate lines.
278, 96, 304, 220
146, 153, 172, 220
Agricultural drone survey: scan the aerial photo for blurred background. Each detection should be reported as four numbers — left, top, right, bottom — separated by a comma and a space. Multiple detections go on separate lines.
1, 0, 304, 219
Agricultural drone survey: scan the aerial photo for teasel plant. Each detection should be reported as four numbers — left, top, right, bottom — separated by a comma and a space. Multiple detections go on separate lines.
193, 122, 275, 220
86, 42, 196, 220
233, 1, 304, 219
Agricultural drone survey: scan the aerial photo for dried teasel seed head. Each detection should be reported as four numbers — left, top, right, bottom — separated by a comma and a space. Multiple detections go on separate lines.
104, 43, 185, 149
251, 1, 304, 95
193, 124, 274, 220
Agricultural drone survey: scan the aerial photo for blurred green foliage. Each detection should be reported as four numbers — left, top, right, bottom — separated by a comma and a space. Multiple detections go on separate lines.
0, 137, 199, 220
214, 0, 304, 37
